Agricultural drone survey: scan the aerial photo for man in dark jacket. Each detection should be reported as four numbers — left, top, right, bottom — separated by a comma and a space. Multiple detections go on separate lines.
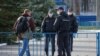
54, 7, 71, 56
67, 8, 78, 52
41, 11, 56, 56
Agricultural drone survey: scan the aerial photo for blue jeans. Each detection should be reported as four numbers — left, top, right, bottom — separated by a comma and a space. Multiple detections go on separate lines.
19, 38, 30, 56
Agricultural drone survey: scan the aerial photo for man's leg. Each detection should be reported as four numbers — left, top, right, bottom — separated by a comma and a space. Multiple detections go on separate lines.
62, 48, 66, 56
57, 34, 64, 56
26, 44, 31, 56
64, 33, 71, 56
51, 34, 55, 56
19, 38, 29, 56
45, 34, 50, 56
70, 34, 73, 52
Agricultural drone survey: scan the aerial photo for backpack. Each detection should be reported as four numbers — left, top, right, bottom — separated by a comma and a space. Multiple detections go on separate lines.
16, 16, 29, 35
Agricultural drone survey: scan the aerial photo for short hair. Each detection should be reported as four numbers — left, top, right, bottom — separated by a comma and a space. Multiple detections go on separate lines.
68, 8, 73, 12
23, 9, 30, 14
48, 10, 53, 13
57, 7, 64, 10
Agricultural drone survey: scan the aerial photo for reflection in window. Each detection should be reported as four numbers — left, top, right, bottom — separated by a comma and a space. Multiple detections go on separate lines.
80, 0, 96, 13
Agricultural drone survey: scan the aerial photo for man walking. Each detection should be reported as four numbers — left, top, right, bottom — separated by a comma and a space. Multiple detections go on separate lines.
13, 9, 35, 56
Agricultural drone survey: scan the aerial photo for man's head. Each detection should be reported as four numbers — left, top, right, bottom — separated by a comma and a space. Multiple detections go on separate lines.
48, 10, 53, 17
57, 7, 64, 15
23, 9, 32, 16
67, 8, 73, 15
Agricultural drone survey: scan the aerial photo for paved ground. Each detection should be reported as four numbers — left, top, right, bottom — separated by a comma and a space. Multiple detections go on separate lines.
0, 31, 97, 56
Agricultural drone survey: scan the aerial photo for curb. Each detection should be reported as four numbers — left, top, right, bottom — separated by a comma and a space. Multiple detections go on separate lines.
0, 43, 7, 46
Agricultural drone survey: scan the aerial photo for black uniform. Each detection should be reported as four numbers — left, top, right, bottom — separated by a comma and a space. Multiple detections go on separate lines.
69, 14, 78, 52
54, 12, 71, 56
41, 16, 56, 56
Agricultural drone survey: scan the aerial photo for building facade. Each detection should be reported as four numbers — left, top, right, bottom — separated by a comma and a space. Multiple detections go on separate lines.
55, 0, 96, 15
55, 0, 67, 11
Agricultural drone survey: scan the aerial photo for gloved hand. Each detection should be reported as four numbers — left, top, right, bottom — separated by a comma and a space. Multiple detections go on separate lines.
73, 33, 77, 38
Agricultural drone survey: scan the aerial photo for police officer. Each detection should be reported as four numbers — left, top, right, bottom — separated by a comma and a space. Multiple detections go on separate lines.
41, 10, 56, 56
54, 7, 71, 56
67, 8, 78, 52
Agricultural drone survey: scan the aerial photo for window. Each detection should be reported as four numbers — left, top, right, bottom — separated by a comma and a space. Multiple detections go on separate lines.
80, 0, 96, 15
80, 0, 96, 12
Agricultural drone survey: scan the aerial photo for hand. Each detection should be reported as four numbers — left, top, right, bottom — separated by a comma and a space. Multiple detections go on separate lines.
73, 33, 77, 38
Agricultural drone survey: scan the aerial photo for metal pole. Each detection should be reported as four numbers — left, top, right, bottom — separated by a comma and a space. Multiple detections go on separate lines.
97, 32, 100, 56
96, 0, 100, 21
98, 33, 100, 56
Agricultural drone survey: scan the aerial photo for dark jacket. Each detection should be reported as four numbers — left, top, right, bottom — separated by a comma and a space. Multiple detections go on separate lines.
41, 16, 56, 32
69, 14, 78, 33
54, 12, 70, 33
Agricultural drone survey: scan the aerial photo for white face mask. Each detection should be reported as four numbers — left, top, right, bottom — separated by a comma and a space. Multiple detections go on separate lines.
67, 12, 73, 15
48, 13, 53, 17
57, 11, 60, 15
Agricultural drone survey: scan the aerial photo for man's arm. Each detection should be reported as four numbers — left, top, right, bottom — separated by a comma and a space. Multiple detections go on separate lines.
53, 17, 60, 32
41, 18, 46, 32
73, 16, 78, 33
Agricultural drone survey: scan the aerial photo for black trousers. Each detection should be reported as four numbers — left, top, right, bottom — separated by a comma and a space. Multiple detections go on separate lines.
69, 33, 73, 52
57, 32, 71, 56
44, 33, 55, 56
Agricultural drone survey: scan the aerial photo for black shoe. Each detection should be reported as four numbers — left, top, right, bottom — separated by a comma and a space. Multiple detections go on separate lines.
52, 54, 54, 56
63, 54, 66, 56
67, 54, 71, 56
45, 52, 48, 56
71, 49, 73, 52
52, 52, 54, 56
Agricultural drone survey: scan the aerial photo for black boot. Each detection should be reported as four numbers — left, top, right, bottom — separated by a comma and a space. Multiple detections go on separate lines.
52, 51, 55, 56
67, 52, 71, 56
63, 53, 66, 56
45, 51, 48, 56
62, 49, 66, 56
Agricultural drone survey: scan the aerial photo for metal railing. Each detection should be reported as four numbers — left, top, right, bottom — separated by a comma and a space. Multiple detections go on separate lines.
79, 21, 100, 29
0, 32, 99, 56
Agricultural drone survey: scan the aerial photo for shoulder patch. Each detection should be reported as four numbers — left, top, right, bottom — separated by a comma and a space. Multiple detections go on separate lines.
62, 19, 70, 21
